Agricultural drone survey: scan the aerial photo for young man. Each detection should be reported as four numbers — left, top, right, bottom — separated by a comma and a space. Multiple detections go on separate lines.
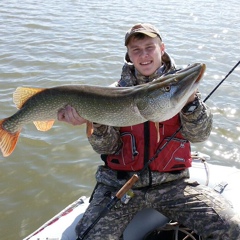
58, 23, 240, 239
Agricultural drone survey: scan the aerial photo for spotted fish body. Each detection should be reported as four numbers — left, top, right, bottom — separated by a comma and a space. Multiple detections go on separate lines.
0, 63, 206, 157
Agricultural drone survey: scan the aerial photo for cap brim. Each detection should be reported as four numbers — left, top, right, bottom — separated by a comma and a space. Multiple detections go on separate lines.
137, 31, 158, 38
125, 31, 158, 45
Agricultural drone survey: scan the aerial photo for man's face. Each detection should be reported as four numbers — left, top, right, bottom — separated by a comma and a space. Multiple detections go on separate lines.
127, 36, 164, 76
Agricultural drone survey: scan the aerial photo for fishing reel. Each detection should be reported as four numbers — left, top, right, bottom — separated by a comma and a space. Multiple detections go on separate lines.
143, 221, 203, 240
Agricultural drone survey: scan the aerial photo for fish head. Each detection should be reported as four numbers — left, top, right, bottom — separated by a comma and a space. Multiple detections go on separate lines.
137, 62, 206, 122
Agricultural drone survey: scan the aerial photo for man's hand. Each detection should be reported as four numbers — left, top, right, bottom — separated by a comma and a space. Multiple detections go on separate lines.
57, 105, 87, 125
185, 90, 197, 105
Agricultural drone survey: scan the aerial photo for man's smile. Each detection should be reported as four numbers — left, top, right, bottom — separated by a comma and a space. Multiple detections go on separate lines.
140, 61, 152, 65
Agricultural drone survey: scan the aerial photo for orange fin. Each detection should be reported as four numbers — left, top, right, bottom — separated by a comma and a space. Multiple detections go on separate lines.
86, 121, 93, 137
13, 87, 46, 109
155, 122, 160, 143
0, 119, 21, 157
33, 120, 55, 131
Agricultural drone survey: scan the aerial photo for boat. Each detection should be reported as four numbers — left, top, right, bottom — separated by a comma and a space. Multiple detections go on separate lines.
23, 152, 240, 240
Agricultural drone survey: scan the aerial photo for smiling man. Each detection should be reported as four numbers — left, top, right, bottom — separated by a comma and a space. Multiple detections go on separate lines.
126, 23, 165, 77
58, 23, 240, 240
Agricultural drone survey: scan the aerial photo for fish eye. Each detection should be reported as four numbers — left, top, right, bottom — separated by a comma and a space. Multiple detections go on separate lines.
164, 86, 171, 92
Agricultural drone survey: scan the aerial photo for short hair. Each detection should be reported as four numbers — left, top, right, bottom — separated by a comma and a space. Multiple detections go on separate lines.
128, 33, 162, 45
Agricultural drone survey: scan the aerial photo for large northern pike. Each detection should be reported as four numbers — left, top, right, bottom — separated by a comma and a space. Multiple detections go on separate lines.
0, 63, 206, 157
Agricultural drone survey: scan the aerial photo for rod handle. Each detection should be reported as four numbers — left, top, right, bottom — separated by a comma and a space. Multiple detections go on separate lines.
116, 174, 139, 199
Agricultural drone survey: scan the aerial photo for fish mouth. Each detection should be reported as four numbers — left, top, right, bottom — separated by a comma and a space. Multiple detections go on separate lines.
173, 62, 206, 103
171, 63, 206, 95
194, 63, 206, 83
175, 62, 206, 82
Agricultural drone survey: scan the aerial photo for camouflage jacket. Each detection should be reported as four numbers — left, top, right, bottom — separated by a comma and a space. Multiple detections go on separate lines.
88, 52, 213, 188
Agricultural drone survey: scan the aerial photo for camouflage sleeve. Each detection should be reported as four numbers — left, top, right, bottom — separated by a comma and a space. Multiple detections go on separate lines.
87, 123, 122, 154
180, 93, 213, 143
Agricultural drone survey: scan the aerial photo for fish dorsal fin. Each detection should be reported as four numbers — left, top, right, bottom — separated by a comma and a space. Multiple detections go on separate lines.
33, 120, 55, 131
13, 87, 45, 109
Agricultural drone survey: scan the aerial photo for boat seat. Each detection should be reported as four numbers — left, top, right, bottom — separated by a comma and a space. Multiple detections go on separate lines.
123, 208, 169, 240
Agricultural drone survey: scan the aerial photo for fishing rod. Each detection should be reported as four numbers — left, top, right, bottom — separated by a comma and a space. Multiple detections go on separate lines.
203, 60, 240, 102
77, 60, 240, 240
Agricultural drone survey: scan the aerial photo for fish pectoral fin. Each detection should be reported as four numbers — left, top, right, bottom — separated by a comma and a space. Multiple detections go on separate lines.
13, 87, 46, 109
154, 122, 160, 143
0, 119, 21, 157
33, 120, 55, 131
86, 121, 93, 137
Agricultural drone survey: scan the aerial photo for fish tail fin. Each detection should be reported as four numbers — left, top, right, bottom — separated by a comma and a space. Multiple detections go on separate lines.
13, 87, 46, 109
0, 119, 21, 157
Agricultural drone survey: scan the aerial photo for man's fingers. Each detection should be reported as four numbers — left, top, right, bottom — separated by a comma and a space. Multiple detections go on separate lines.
57, 108, 66, 121
58, 105, 87, 125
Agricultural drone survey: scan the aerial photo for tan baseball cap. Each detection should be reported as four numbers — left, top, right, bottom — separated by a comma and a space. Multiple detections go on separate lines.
125, 23, 162, 46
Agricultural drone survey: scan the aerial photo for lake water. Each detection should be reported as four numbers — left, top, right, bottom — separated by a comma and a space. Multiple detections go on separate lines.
0, 0, 239, 239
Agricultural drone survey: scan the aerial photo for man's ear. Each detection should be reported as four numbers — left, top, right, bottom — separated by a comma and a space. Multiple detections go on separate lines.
125, 52, 132, 63
160, 42, 165, 54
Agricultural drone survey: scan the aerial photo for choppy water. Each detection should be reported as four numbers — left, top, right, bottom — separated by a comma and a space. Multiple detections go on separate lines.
0, 0, 239, 239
